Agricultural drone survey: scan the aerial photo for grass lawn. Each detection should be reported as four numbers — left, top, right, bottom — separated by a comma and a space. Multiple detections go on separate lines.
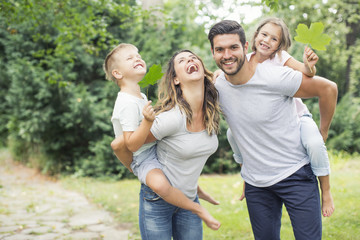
61, 152, 360, 240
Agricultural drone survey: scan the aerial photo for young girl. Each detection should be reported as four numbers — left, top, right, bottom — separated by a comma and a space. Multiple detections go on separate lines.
226, 17, 334, 217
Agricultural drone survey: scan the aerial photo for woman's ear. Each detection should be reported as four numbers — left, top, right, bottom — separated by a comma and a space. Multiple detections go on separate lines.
174, 77, 180, 85
112, 69, 123, 80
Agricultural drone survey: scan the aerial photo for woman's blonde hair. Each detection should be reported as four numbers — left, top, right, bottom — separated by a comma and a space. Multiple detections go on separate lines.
251, 17, 291, 59
155, 50, 221, 135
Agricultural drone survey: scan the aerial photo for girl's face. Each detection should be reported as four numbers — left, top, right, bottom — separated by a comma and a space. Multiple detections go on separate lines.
173, 51, 204, 86
255, 23, 282, 58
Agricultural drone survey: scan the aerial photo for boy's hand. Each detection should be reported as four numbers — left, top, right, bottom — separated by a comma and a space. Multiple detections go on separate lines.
303, 46, 319, 69
142, 101, 155, 122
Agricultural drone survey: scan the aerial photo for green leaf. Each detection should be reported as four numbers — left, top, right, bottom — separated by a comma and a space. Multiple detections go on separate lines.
138, 64, 163, 88
294, 22, 331, 51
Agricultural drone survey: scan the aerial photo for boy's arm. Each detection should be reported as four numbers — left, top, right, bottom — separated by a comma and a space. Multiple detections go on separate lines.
294, 75, 338, 141
124, 101, 155, 152
111, 136, 133, 172
285, 46, 318, 77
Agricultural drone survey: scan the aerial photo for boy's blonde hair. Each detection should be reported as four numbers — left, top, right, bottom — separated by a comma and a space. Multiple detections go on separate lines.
103, 43, 137, 83
251, 17, 291, 59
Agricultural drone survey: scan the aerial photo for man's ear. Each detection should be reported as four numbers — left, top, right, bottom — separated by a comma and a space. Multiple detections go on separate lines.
244, 41, 249, 53
112, 69, 123, 80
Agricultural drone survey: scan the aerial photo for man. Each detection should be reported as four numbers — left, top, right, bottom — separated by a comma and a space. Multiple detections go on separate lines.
208, 20, 337, 240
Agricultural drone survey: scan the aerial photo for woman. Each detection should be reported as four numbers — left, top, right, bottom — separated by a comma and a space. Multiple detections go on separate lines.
139, 49, 221, 239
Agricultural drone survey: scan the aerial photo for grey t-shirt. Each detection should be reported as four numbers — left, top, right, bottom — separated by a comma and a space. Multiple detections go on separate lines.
215, 63, 310, 187
151, 107, 218, 200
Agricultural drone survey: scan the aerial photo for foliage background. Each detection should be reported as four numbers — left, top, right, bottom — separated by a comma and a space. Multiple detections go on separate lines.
0, 0, 359, 179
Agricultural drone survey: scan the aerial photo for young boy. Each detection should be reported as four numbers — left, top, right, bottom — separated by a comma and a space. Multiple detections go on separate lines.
103, 43, 220, 230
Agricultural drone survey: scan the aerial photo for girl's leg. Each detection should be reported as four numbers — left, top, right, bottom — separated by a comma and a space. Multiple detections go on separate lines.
300, 115, 334, 217
146, 169, 220, 230
226, 128, 243, 164
172, 196, 203, 240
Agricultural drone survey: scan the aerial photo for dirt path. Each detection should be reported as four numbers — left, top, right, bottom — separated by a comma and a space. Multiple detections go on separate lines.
0, 152, 131, 240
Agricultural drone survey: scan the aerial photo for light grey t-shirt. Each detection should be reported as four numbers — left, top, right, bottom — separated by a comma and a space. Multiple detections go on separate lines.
151, 107, 218, 200
111, 92, 155, 156
215, 63, 310, 187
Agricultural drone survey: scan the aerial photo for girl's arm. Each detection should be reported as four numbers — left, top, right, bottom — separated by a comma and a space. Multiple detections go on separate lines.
284, 46, 318, 77
123, 101, 155, 152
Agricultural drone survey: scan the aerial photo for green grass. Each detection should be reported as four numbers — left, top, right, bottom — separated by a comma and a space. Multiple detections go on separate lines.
61, 152, 360, 240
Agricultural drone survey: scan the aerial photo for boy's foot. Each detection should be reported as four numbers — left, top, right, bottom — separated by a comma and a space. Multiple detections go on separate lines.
322, 191, 335, 217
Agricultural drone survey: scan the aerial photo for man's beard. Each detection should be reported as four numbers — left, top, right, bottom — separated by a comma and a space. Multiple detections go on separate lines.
219, 55, 245, 76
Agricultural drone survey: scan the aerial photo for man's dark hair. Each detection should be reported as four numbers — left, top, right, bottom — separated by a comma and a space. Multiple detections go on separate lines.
208, 20, 246, 50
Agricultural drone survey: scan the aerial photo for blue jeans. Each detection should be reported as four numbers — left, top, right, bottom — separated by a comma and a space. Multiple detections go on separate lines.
300, 115, 330, 176
139, 184, 203, 240
245, 164, 322, 240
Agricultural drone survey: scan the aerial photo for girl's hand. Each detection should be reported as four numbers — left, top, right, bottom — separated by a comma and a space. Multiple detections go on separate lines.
303, 46, 319, 70
142, 101, 155, 122
213, 69, 223, 83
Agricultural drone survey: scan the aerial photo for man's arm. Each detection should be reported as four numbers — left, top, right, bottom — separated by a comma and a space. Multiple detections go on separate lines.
294, 75, 338, 141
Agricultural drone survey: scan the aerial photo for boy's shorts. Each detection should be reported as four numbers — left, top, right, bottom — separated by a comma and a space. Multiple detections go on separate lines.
131, 145, 163, 185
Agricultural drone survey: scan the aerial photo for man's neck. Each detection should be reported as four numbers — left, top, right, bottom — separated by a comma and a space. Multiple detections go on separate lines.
226, 60, 256, 85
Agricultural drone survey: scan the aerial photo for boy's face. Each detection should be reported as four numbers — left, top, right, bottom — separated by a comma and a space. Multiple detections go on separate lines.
114, 46, 146, 81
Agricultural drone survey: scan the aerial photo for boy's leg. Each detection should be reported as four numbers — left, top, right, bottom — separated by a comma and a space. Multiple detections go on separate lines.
300, 116, 334, 217
146, 169, 221, 230
277, 164, 322, 240
245, 183, 282, 240
111, 136, 133, 172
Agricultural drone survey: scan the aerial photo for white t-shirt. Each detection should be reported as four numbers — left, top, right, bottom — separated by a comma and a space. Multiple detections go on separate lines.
151, 107, 218, 200
111, 92, 155, 156
215, 62, 310, 187
249, 51, 310, 117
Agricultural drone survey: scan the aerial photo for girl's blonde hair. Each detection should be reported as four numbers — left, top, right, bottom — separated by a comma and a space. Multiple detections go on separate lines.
155, 50, 221, 135
103, 43, 137, 83
251, 17, 291, 59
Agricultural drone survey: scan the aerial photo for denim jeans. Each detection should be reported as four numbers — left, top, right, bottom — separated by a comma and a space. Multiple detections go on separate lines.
300, 115, 330, 176
139, 184, 203, 240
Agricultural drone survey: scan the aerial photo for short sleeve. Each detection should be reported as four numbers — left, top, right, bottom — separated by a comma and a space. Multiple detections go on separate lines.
151, 109, 182, 140
114, 102, 142, 132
